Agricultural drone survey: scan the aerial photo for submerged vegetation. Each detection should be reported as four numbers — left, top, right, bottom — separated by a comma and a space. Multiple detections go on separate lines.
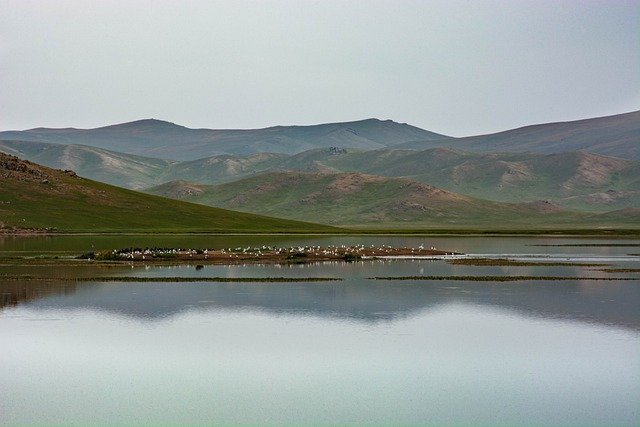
370, 275, 638, 281
530, 243, 640, 247
598, 268, 640, 273
447, 258, 609, 267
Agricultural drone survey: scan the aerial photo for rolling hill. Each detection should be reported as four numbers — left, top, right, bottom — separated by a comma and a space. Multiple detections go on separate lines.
396, 110, 640, 159
0, 140, 286, 189
0, 153, 336, 233
0, 118, 446, 160
165, 152, 288, 186
277, 148, 640, 211
146, 172, 638, 229
4, 139, 638, 211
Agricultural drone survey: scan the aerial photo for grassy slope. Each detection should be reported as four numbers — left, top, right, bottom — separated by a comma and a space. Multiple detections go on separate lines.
146, 172, 638, 229
0, 154, 336, 233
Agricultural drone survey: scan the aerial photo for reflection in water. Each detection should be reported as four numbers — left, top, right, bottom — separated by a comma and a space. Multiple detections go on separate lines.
3, 277, 639, 330
1, 291, 639, 426
1, 253, 639, 425
0, 280, 81, 309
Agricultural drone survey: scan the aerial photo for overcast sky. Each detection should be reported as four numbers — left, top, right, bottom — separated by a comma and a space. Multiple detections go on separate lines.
0, 0, 638, 136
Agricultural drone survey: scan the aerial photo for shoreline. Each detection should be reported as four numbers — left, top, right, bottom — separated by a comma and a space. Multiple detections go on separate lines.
2, 230, 640, 238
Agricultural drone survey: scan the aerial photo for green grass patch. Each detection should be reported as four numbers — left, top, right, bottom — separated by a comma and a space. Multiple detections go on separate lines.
0, 275, 342, 283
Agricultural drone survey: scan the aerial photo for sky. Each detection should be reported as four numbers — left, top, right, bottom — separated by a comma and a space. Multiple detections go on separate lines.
0, 0, 638, 136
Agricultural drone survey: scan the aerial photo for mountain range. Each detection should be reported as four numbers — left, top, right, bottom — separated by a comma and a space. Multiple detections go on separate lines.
1, 111, 638, 230
1, 110, 638, 159
0, 118, 444, 160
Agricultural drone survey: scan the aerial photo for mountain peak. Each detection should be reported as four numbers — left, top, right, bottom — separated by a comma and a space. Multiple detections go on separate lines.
102, 118, 187, 130
340, 118, 405, 126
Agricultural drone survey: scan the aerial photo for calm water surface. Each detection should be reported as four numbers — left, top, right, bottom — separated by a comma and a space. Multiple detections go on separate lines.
1, 236, 639, 425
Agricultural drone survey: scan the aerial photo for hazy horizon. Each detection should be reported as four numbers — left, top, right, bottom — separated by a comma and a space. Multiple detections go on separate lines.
1, 0, 638, 136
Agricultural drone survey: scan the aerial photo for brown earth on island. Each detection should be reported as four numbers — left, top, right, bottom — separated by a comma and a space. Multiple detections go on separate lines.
80, 245, 462, 264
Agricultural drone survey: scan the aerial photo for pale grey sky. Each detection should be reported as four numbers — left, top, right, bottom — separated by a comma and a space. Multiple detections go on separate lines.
1, 0, 638, 136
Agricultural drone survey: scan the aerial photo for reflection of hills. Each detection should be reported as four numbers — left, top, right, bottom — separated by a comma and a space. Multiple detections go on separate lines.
0, 280, 82, 309
4, 279, 639, 330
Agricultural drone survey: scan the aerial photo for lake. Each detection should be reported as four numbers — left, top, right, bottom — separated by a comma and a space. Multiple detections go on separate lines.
1, 235, 639, 425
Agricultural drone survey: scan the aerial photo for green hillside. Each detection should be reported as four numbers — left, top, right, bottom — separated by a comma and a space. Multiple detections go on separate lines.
0, 153, 336, 233
146, 172, 639, 229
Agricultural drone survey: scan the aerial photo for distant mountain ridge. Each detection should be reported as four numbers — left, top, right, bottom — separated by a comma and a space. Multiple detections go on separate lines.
1, 110, 638, 160
0, 118, 446, 160
396, 110, 640, 159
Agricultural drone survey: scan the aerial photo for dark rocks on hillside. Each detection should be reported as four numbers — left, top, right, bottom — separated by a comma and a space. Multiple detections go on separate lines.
328, 147, 347, 155
0, 153, 50, 182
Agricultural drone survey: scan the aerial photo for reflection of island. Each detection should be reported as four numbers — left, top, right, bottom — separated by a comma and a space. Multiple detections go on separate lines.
2, 278, 639, 330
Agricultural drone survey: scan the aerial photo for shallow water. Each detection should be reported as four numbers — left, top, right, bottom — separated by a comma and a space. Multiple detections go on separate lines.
1, 236, 639, 425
